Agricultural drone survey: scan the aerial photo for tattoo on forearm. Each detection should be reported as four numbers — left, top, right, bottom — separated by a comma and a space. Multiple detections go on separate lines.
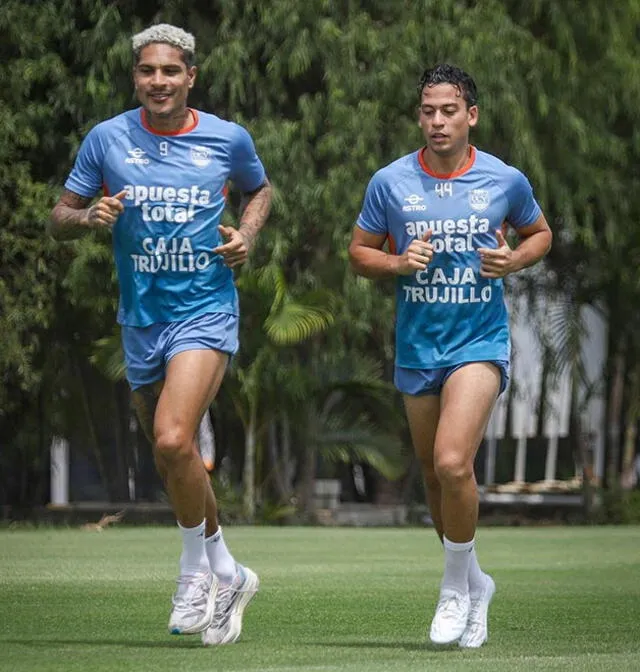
49, 190, 92, 240
238, 180, 273, 247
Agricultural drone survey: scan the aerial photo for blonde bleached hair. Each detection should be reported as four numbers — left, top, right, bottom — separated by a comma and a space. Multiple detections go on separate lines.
132, 24, 196, 67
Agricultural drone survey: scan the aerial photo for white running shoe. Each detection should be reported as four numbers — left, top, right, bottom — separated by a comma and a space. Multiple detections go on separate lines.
459, 574, 496, 648
429, 589, 470, 645
168, 571, 217, 635
201, 564, 259, 646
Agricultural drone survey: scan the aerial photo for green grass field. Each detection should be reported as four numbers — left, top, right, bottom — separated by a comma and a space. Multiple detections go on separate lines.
1, 526, 639, 672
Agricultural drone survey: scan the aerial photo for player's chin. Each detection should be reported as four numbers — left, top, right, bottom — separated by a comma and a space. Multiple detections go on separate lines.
143, 98, 175, 116
429, 141, 453, 155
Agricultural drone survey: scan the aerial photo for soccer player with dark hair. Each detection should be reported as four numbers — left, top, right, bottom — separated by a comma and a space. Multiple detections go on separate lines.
50, 23, 272, 646
349, 63, 552, 647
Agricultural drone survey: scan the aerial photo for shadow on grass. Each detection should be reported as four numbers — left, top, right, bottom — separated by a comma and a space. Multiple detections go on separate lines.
305, 640, 461, 653
7, 638, 208, 650
9, 638, 463, 654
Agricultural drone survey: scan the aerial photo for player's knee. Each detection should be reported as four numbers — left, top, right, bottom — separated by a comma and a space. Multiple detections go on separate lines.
434, 452, 473, 487
154, 425, 192, 463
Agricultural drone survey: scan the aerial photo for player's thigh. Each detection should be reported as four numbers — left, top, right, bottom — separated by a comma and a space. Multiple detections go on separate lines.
403, 393, 441, 465
154, 349, 229, 442
435, 362, 500, 466
131, 380, 164, 443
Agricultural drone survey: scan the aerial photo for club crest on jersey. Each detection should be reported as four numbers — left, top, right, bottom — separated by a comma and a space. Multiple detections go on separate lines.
191, 146, 212, 168
468, 189, 490, 212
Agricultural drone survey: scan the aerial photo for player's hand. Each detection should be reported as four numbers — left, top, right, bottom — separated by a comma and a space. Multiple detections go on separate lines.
478, 229, 516, 278
87, 190, 127, 229
213, 225, 250, 267
396, 230, 434, 276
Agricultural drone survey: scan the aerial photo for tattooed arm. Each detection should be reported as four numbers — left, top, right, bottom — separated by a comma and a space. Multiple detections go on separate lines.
49, 190, 93, 240
237, 178, 273, 248
214, 178, 273, 267
49, 189, 127, 241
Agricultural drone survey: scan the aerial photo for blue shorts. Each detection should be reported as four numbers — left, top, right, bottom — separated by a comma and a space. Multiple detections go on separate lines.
394, 360, 509, 397
121, 312, 239, 390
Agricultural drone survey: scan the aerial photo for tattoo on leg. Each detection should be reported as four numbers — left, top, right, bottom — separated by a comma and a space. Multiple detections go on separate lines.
131, 385, 160, 444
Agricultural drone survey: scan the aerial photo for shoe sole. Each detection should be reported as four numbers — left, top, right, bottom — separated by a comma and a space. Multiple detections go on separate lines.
168, 578, 218, 635
218, 567, 260, 644
458, 575, 496, 648
430, 628, 466, 646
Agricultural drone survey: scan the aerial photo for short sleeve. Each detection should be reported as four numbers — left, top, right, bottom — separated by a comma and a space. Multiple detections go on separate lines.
64, 125, 106, 198
506, 169, 542, 229
356, 171, 390, 235
229, 124, 266, 193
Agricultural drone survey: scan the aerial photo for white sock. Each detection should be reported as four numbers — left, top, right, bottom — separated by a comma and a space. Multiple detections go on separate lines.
468, 547, 486, 598
441, 536, 473, 595
178, 519, 209, 575
205, 526, 236, 583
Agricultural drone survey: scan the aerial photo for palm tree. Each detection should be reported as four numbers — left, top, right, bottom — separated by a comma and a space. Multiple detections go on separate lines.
287, 351, 408, 519
226, 262, 336, 520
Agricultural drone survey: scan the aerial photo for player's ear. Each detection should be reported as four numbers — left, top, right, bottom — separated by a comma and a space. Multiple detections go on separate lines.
468, 105, 479, 128
188, 65, 197, 89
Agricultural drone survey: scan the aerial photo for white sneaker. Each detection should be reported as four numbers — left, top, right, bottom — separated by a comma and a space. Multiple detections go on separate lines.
168, 571, 217, 635
201, 564, 259, 646
459, 574, 496, 648
429, 589, 470, 645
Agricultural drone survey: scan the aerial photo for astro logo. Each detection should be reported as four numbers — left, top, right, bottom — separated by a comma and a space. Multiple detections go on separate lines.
402, 194, 427, 212
125, 148, 150, 165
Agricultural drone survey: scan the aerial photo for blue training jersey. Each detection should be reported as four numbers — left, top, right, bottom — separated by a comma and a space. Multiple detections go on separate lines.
356, 146, 542, 369
65, 108, 266, 327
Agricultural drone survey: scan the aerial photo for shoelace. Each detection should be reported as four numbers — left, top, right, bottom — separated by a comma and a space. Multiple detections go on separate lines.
212, 574, 243, 626
214, 583, 237, 620
465, 598, 484, 626
172, 574, 210, 612
437, 593, 466, 620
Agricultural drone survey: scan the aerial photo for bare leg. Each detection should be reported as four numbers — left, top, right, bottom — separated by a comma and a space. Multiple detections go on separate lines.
403, 394, 444, 541
131, 350, 237, 636
435, 363, 500, 543
153, 350, 228, 527
132, 378, 221, 534
427, 363, 500, 645
204, 483, 220, 537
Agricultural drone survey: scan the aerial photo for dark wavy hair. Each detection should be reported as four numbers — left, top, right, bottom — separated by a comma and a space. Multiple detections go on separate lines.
417, 64, 478, 108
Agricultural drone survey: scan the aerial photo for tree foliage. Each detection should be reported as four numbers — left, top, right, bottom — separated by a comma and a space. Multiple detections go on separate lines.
2, 0, 640, 508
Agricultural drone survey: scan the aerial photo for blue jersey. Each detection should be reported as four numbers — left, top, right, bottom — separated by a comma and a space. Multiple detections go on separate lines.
356, 146, 542, 369
65, 108, 266, 327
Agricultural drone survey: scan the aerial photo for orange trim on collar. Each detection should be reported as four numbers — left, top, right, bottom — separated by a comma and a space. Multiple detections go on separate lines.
418, 145, 476, 179
140, 108, 199, 136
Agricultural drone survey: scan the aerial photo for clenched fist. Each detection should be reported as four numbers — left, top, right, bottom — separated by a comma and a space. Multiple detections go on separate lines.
87, 189, 127, 229
478, 229, 516, 278
396, 230, 434, 276
213, 225, 251, 268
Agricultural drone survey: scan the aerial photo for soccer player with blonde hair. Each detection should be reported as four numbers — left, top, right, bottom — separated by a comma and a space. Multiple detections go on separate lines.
50, 23, 272, 646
